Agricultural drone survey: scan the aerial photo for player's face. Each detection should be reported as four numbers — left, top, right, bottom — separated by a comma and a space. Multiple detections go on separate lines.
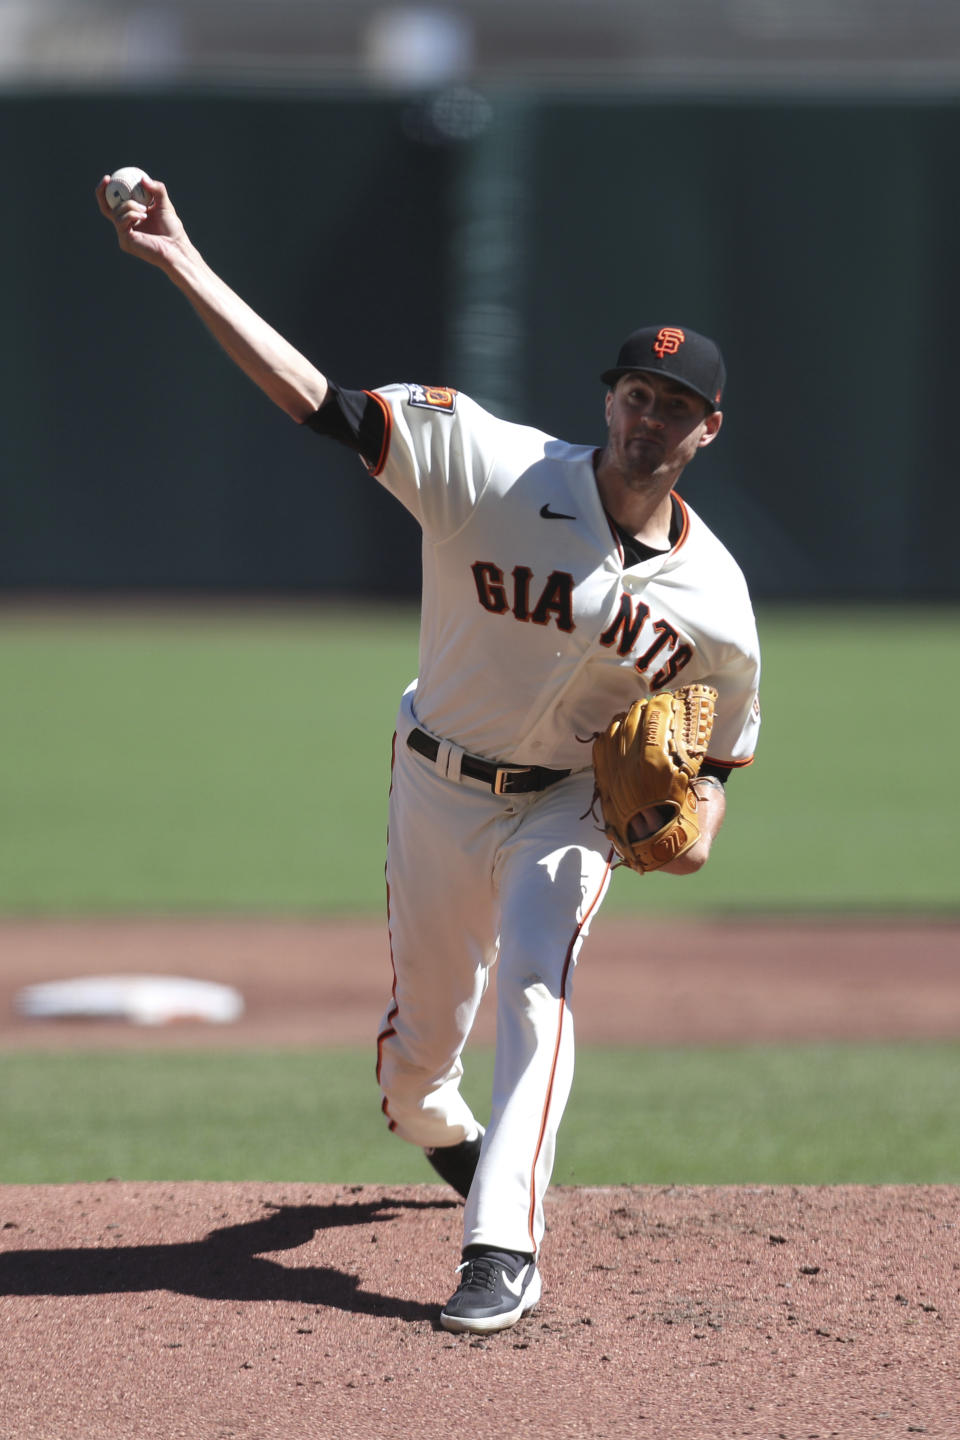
604, 373, 722, 483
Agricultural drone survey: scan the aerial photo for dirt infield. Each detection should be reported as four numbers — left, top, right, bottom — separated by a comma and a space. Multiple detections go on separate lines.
2, 914, 959, 1438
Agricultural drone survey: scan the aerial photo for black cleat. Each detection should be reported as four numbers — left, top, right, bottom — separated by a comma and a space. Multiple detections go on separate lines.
423, 1132, 483, 1198
440, 1247, 541, 1334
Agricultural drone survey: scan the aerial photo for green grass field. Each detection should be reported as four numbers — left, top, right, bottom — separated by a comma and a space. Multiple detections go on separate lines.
4, 1042, 959, 1186
2, 601, 958, 915
2, 602, 958, 1187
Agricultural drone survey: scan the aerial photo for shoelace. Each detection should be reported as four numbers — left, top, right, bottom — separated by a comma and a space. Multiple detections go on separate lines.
456, 1256, 509, 1294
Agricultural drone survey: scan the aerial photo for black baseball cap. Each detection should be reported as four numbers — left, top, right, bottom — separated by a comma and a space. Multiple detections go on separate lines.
601, 325, 725, 411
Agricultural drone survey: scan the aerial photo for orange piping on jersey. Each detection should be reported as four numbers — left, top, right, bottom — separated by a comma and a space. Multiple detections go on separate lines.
670, 491, 690, 553
602, 507, 625, 564
364, 389, 393, 477
376, 731, 400, 1131
525, 848, 616, 1251
375, 982, 400, 1130
705, 752, 755, 769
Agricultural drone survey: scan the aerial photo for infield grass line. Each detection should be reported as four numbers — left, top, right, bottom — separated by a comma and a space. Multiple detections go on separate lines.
3, 1041, 958, 1186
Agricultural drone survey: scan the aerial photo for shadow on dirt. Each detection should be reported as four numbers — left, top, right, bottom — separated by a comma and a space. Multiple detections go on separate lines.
0, 1196, 451, 1321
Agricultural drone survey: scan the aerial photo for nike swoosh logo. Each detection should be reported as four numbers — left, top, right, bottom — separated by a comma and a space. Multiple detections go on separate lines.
540, 503, 576, 520
502, 1267, 529, 1297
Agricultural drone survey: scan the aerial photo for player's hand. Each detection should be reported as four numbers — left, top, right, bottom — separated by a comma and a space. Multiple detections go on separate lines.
95, 175, 188, 270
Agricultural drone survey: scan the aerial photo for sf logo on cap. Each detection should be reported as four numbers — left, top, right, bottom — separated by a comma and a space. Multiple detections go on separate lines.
652, 327, 685, 358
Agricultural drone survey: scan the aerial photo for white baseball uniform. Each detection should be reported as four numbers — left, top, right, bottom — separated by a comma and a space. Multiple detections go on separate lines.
322, 381, 760, 1256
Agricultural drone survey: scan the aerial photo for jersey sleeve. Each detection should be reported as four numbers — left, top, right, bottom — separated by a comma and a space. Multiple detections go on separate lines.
701, 634, 761, 769
303, 383, 388, 470
364, 384, 515, 539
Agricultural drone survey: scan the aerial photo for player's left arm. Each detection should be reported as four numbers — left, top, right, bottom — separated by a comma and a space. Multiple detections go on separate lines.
657, 773, 726, 875
658, 624, 760, 876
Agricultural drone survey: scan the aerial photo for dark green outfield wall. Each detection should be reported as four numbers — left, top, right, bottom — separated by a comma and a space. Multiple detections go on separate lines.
2, 89, 957, 599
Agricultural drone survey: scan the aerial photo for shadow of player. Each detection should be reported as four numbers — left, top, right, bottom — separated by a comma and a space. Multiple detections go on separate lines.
0, 1195, 453, 1322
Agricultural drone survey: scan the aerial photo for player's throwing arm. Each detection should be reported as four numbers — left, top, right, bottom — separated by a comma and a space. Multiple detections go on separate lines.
95, 168, 328, 420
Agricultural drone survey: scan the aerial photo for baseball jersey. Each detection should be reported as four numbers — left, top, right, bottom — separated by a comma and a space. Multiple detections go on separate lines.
314, 382, 761, 773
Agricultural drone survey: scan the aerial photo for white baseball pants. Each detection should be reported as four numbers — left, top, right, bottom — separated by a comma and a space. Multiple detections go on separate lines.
376, 689, 614, 1256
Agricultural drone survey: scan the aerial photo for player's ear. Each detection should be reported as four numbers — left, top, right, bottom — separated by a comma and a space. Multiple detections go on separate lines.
604, 389, 614, 425
698, 409, 723, 447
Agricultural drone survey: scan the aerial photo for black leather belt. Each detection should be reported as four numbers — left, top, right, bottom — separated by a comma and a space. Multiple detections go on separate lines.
406, 727, 571, 796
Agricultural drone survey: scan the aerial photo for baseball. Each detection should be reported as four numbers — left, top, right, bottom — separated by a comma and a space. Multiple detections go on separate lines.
105, 167, 151, 211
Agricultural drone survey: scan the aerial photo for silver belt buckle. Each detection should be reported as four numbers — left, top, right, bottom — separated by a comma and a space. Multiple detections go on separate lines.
493, 765, 529, 796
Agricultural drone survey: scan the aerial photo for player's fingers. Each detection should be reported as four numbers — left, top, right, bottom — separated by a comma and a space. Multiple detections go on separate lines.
122, 206, 147, 225
139, 176, 172, 216
110, 207, 154, 257
112, 200, 148, 230
140, 175, 164, 202
94, 177, 148, 230
627, 803, 675, 842
94, 176, 117, 220
118, 212, 154, 254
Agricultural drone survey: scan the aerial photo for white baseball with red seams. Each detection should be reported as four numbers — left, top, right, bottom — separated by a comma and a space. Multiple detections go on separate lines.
370, 382, 760, 1256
